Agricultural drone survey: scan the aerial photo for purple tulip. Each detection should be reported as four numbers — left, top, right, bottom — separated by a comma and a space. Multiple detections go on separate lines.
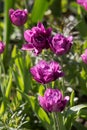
30, 60, 64, 84
38, 88, 69, 112
9, 9, 28, 26
81, 49, 87, 64
0, 41, 5, 54
77, 0, 87, 10
22, 22, 52, 55
50, 34, 73, 55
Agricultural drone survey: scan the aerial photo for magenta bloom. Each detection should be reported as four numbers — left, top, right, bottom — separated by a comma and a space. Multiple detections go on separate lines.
38, 88, 69, 112
0, 41, 5, 54
9, 9, 28, 26
81, 49, 87, 64
22, 22, 52, 55
50, 34, 73, 55
77, 0, 87, 10
30, 60, 64, 84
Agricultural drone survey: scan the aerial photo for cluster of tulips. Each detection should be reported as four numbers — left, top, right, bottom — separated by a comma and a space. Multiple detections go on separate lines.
0, 0, 87, 113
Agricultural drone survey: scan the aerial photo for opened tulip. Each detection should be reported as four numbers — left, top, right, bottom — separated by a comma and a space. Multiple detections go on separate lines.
30, 60, 64, 84
38, 88, 69, 112
50, 34, 73, 55
9, 9, 28, 26
22, 22, 52, 55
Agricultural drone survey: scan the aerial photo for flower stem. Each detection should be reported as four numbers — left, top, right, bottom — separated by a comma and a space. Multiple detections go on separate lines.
60, 57, 65, 96
53, 112, 59, 130
20, 25, 24, 46
55, 112, 66, 130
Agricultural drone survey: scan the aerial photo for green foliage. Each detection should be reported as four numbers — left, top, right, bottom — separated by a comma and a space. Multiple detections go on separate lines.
11, 46, 32, 93
65, 104, 87, 130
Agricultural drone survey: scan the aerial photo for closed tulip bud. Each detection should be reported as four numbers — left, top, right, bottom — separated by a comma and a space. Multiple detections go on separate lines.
9, 9, 28, 26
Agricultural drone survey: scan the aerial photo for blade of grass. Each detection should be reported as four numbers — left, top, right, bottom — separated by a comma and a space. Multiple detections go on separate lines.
5, 72, 12, 99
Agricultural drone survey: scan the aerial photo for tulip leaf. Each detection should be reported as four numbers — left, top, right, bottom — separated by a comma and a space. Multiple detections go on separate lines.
31, 0, 50, 22
70, 90, 75, 107
38, 85, 45, 95
0, 101, 5, 115
65, 104, 87, 130
70, 104, 87, 112
5, 72, 12, 98
38, 107, 50, 124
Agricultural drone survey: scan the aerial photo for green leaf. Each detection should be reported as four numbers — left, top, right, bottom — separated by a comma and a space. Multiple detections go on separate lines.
31, 0, 49, 22
38, 107, 50, 124
65, 104, 87, 130
79, 109, 87, 119
0, 102, 5, 115
12, 46, 25, 92
5, 72, 12, 98
70, 104, 87, 112
80, 67, 87, 80
17, 88, 36, 110
12, 46, 32, 93
29, 96, 36, 110
38, 85, 45, 95
13, 70, 24, 92
70, 90, 75, 107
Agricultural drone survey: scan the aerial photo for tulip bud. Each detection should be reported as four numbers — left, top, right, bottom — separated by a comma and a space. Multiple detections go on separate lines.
9, 9, 28, 26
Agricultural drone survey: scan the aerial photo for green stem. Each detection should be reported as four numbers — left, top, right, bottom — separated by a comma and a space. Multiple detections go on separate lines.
53, 112, 57, 130
20, 26, 24, 45
62, 76, 65, 96
18, 26, 24, 48
52, 112, 66, 130
60, 57, 65, 96
53, 112, 59, 130
56, 113, 60, 130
